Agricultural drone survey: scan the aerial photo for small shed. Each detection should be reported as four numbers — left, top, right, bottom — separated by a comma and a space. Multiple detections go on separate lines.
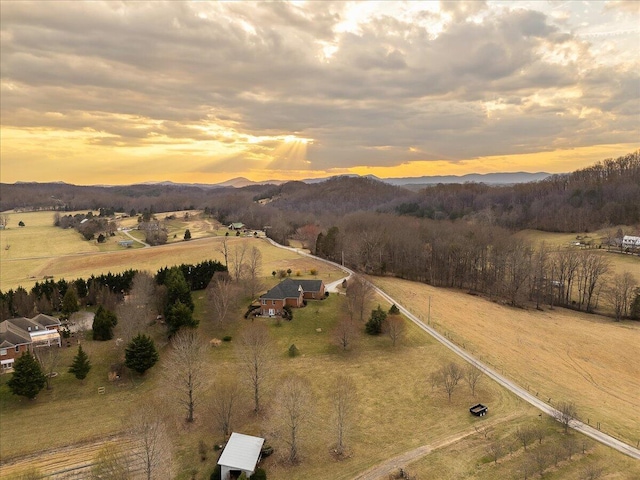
217, 432, 264, 480
228, 223, 245, 230
118, 240, 134, 247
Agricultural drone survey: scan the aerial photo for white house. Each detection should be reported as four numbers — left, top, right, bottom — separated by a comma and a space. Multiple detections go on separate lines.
217, 432, 264, 480
622, 235, 640, 249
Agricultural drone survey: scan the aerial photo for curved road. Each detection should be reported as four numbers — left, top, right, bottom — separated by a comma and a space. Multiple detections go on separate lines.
264, 238, 640, 461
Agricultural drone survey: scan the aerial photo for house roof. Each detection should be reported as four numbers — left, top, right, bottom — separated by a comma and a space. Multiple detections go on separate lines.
31, 314, 61, 329
229, 222, 245, 229
0, 315, 61, 348
217, 432, 264, 472
260, 278, 324, 300
0, 320, 32, 348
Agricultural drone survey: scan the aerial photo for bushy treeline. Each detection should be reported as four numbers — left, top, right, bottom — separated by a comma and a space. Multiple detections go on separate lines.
315, 211, 639, 318
156, 260, 227, 291
0, 270, 137, 320
0, 260, 227, 321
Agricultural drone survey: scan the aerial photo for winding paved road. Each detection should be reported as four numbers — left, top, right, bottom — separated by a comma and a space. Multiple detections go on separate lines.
264, 238, 640, 461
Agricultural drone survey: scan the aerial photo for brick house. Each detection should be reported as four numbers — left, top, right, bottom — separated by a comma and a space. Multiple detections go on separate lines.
259, 279, 325, 316
0, 314, 61, 372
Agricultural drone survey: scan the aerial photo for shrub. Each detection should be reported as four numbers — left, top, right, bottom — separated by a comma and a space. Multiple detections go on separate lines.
223, 336, 232, 342
310, 268, 318, 275
288, 344, 300, 357
295, 271, 301, 277
389, 304, 400, 315
252, 467, 267, 480
282, 305, 293, 321
210, 465, 221, 480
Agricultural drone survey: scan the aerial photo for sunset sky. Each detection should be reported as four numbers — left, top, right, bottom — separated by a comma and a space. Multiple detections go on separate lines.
1, 1, 638, 185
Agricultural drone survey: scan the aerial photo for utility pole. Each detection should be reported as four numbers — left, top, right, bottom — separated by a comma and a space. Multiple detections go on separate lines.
428, 295, 431, 324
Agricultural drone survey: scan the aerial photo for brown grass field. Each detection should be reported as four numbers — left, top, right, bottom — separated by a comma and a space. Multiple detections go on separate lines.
369, 276, 640, 448
1, 218, 639, 479
0, 231, 343, 292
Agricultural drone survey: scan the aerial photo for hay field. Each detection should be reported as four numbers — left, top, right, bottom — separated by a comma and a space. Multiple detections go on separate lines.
370, 276, 640, 447
0, 236, 344, 291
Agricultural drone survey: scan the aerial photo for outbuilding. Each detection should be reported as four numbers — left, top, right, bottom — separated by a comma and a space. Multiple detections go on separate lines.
217, 432, 264, 480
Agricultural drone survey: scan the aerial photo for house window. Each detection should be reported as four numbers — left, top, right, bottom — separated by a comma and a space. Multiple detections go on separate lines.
272, 300, 275, 305
15, 345, 20, 352
261, 300, 266, 305
0, 349, 6, 356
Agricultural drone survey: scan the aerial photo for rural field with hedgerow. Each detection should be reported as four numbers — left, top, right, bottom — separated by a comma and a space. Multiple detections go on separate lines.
1, 152, 640, 480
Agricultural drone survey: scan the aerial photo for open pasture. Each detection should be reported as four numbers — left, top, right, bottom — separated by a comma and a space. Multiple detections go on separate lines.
370, 276, 640, 447
0, 235, 343, 291
1, 292, 531, 479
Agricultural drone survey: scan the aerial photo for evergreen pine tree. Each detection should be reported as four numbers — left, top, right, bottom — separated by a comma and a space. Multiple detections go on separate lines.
92, 305, 118, 341
184, 229, 192, 241
365, 305, 387, 335
68, 345, 91, 380
125, 334, 159, 374
7, 352, 46, 399
61, 287, 79, 317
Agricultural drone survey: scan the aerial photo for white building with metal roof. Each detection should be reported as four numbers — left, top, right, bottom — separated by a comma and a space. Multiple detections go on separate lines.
217, 432, 264, 480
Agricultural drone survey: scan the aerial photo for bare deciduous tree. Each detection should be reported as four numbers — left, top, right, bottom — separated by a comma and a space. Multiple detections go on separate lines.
218, 236, 229, 268
128, 407, 173, 480
485, 439, 503, 465
577, 252, 609, 312
464, 364, 482, 397
244, 246, 264, 298
206, 276, 240, 325
332, 315, 359, 351
432, 362, 463, 402
230, 242, 248, 281
117, 272, 156, 343
210, 376, 243, 440
238, 323, 273, 413
346, 275, 374, 322
605, 272, 637, 321
563, 434, 579, 460
385, 315, 405, 347
164, 329, 205, 423
531, 445, 551, 477
580, 463, 604, 480
34, 345, 60, 390
514, 425, 535, 451
331, 374, 357, 457
554, 401, 578, 433
274, 374, 314, 464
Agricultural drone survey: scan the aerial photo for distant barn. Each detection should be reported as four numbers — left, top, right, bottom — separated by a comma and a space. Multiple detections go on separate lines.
118, 240, 134, 248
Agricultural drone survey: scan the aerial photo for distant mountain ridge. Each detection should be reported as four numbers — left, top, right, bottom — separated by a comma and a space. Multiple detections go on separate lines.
125, 171, 552, 189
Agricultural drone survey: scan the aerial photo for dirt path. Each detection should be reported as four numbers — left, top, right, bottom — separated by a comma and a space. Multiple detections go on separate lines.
0, 434, 138, 478
352, 414, 518, 480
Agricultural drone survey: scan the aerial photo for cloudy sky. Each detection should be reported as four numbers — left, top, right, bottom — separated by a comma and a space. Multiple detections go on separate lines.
1, 1, 638, 185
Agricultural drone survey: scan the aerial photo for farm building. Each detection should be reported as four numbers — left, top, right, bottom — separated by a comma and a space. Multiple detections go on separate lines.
622, 235, 640, 250
118, 240, 134, 247
228, 222, 245, 230
259, 279, 325, 316
217, 432, 264, 480
0, 314, 61, 372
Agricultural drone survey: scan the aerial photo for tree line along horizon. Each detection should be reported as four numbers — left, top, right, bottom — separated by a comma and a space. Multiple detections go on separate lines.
1, 152, 639, 322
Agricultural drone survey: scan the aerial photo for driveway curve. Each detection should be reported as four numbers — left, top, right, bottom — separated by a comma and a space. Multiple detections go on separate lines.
263, 238, 640, 460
